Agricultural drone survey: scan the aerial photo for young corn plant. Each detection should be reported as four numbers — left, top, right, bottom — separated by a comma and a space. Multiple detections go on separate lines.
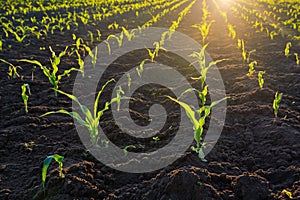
0, 59, 23, 79
228, 24, 236, 39
192, 20, 215, 45
107, 32, 124, 47
88, 31, 94, 44
273, 92, 282, 118
3, 25, 27, 42
42, 154, 64, 192
94, 30, 101, 41
121, 26, 135, 41
294, 53, 299, 65
123, 145, 136, 156
108, 21, 119, 30
190, 44, 226, 88
21, 83, 31, 113
41, 79, 122, 145
168, 95, 226, 161
19, 46, 78, 96
127, 73, 131, 89
269, 31, 278, 40
83, 45, 98, 68
238, 39, 247, 63
136, 59, 151, 77
247, 61, 257, 76
247, 50, 256, 63
284, 42, 292, 57
258, 71, 265, 89
75, 50, 85, 77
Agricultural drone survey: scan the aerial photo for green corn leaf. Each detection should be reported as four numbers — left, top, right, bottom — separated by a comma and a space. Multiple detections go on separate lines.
55, 89, 80, 105
94, 78, 115, 118
42, 154, 64, 190
168, 96, 198, 129
18, 59, 44, 68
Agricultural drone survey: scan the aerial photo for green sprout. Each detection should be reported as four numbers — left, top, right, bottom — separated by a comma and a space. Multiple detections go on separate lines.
247, 61, 257, 76
88, 31, 94, 44
0, 59, 23, 79
238, 39, 246, 63
136, 59, 150, 77
19, 46, 78, 96
294, 53, 299, 65
42, 154, 64, 191
258, 71, 265, 89
41, 79, 121, 145
84, 45, 98, 68
273, 92, 283, 118
122, 26, 135, 41
269, 31, 278, 40
281, 189, 293, 199
192, 20, 215, 45
153, 136, 160, 142
96, 29, 101, 41
168, 95, 226, 161
284, 42, 292, 57
227, 24, 236, 39
21, 83, 31, 113
123, 145, 136, 156
107, 32, 124, 47
127, 73, 131, 89
75, 50, 85, 77
190, 44, 226, 88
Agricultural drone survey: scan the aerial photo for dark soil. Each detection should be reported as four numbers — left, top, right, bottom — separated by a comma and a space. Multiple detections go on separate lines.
0, 0, 299, 200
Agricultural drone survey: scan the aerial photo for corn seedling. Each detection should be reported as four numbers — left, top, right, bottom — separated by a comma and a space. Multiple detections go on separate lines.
247, 49, 256, 63
75, 50, 85, 77
107, 32, 124, 47
88, 31, 94, 44
41, 79, 122, 145
247, 61, 257, 76
273, 91, 282, 118
190, 44, 226, 88
269, 31, 278, 40
19, 46, 78, 96
168, 96, 226, 161
42, 154, 64, 191
123, 145, 136, 156
3, 25, 27, 42
115, 86, 124, 111
104, 40, 111, 55
281, 189, 293, 199
21, 83, 31, 113
23, 141, 35, 151
0, 38, 2, 51
146, 48, 156, 62
83, 45, 98, 68
238, 39, 247, 63
228, 24, 236, 39
122, 26, 135, 41
284, 42, 292, 57
136, 59, 150, 77
153, 136, 160, 142
192, 20, 215, 45
0, 59, 23, 79
96, 29, 101, 41
108, 21, 119, 30
127, 73, 131, 89
294, 53, 299, 65
258, 71, 265, 89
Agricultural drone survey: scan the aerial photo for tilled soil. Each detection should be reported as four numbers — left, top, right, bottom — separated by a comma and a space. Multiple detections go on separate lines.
0, 0, 299, 199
